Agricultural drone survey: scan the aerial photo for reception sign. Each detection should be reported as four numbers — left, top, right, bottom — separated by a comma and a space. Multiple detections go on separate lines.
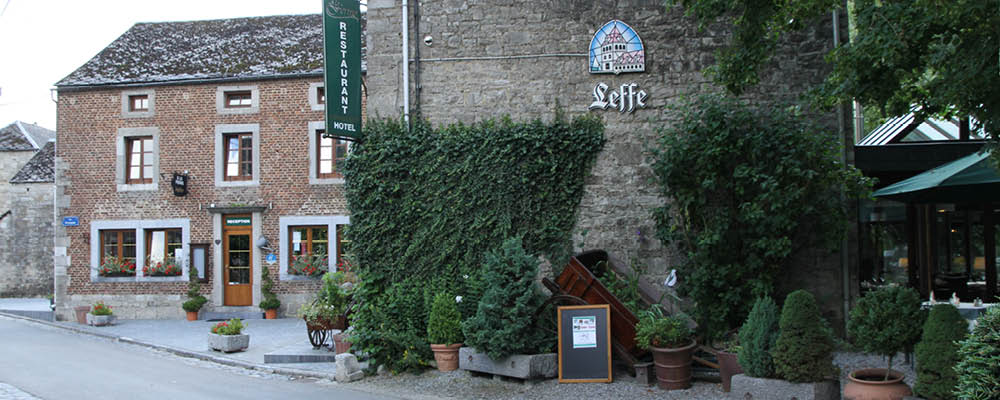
323, 0, 363, 140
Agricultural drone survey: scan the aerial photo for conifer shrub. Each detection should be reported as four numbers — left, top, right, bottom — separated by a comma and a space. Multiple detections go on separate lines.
847, 285, 923, 377
914, 304, 967, 400
462, 237, 553, 359
772, 290, 836, 383
738, 296, 780, 378
953, 304, 1000, 399
427, 291, 464, 345
258, 266, 281, 310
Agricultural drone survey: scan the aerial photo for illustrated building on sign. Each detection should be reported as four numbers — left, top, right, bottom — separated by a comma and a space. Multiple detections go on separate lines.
589, 20, 645, 74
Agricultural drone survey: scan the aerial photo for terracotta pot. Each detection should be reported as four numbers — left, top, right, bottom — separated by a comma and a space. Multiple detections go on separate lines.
264, 309, 277, 319
650, 340, 697, 390
844, 368, 912, 400
186, 311, 198, 321
430, 343, 462, 371
74, 306, 90, 324
333, 333, 352, 354
716, 350, 743, 392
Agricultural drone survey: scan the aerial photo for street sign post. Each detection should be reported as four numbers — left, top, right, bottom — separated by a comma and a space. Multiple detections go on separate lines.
323, 0, 363, 140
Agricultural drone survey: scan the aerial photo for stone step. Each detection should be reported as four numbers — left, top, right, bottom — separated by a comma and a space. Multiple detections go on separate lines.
264, 344, 339, 363
201, 311, 264, 321
0, 309, 54, 321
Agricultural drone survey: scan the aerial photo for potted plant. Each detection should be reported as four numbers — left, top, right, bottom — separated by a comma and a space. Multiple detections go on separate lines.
333, 330, 353, 354
427, 291, 464, 371
298, 271, 353, 348
846, 285, 924, 400
182, 264, 207, 321
258, 266, 281, 319
208, 318, 249, 353
914, 304, 968, 400
86, 301, 116, 326
635, 305, 695, 390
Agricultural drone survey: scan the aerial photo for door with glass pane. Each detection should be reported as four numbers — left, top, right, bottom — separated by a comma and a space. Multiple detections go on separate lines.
223, 215, 252, 306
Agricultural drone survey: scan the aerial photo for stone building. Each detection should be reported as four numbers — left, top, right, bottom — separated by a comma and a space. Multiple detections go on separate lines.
53, 14, 365, 320
366, 1, 856, 328
0, 121, 56, 297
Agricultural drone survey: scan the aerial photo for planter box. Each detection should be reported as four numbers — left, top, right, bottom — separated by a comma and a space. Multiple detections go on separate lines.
730, 374, 840, 400
86, 314, 116, 326
208, 333, 249, 353
458, 347, 557, 380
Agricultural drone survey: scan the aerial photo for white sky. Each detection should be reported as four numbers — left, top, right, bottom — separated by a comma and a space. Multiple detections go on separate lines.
0, 0, 328, 130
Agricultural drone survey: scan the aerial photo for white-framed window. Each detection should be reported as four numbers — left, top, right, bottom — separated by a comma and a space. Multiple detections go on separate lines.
116, 127, 159, 192
279, 215, 350, 281
308, 121, 349, 185
121, 89, 155, 118
216, 85, 260, 115
308, 82, 325, 111
214, 124, 260, 187
90, 219, 190, 283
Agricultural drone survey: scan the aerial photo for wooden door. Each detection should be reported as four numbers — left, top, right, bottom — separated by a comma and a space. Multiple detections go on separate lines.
223, 215, 253, 306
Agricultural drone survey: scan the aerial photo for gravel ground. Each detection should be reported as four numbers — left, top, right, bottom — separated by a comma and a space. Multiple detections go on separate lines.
338, 352, 920, 400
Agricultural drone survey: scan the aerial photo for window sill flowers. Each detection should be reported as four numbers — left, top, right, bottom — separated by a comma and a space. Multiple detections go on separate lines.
289, 253, 329, 277
143, 256, 181, 277
98, 255, 136, 277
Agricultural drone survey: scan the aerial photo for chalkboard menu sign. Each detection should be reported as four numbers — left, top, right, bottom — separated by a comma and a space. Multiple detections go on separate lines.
558, 304, 612, 383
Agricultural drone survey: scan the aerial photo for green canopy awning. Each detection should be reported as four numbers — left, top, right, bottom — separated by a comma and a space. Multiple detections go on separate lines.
873, 150, 1000, 203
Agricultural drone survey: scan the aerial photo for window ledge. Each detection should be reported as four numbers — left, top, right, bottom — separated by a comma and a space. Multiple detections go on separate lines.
279, 273, 324, 282
217, 180, 259, 188
136, 276, 187, 283
309, 177, 346, 185
91, 275, 138, 283
117, 183, 157, 192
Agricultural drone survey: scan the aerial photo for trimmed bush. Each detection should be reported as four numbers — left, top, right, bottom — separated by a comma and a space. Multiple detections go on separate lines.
914, 304, 967, 400
953, 305, 1000, 399
847, 286, 924, 375
462, 237, 553, 360
258, 266, 281, 310
635, 306, 693, 349
427, 292, 463, 345
738, 296, 780, 378
772, 290, 836, 383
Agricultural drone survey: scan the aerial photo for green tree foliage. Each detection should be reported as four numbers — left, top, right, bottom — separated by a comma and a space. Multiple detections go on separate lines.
953, 305, 1000, 400
651, 93, 871, 338
427, 292, 464, 345
461, 237, 554, 359
635, 305, 693, 349
738, 296, 780, 378
915, 304, 968, 400
258, 266, 280, 310
343, 115, 604, 372
668, 0, 1000, 141
847, 286, 924, 377
772, 290, 837, 383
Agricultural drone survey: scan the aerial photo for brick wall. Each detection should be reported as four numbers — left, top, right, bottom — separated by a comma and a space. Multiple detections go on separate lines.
55, 76, 364, 320
367, 0, 855, 329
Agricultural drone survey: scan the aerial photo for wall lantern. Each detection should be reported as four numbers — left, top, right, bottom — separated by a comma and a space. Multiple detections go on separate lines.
172, 172, 189, 196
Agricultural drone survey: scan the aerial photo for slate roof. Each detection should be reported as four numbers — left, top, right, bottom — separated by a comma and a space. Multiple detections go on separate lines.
10, 140, 55, 183
0, 121, 56, 151
56, 14, 366, 88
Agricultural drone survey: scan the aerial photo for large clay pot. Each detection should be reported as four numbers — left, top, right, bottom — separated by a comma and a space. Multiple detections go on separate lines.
186, 311, 198, 321
430, 343, 462, 371
716, 350, 744, 392
844, 368, 912, 400
333, 333, 352, 354
650, 340, 698, 390
264, 309, 277, 319
74, 306, 90, 324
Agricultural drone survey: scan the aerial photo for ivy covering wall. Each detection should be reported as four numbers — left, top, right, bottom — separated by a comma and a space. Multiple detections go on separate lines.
342, 115, 604, 372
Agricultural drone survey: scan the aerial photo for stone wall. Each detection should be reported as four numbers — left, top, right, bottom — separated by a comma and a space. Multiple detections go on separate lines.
367, 0, 855, 329
54, 76, 362, 320
0, 180, 54, 298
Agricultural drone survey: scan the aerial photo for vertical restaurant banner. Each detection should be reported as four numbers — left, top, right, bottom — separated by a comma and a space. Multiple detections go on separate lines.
323, 0, 362, 140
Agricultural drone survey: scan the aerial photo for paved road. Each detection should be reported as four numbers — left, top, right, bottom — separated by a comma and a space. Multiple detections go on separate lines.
0, 316, 392, 400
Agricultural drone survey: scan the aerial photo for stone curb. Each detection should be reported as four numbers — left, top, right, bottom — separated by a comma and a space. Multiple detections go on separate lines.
0, 311, 339, 381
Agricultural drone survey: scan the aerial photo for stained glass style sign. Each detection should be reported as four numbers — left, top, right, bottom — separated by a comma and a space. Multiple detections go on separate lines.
589, 20, 645, 75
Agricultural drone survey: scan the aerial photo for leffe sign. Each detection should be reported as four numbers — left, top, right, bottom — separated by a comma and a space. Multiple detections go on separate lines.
323, 0, 363, 140
588, 20, 649, 114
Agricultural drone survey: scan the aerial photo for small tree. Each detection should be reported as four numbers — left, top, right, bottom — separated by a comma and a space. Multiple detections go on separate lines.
953, 304, 1000, 399
914, 304, 968, 400
738, 296, 780, 378
847, 286, 924, 380
462, 237, 552, 359
772, 290, 836, 383
258, 266, 281, 311
427, 292, 464, 345
182, 264, 207, 312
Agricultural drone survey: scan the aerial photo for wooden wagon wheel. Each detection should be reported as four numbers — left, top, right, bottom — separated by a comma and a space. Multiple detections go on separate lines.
309, 327, 329, 349
534, 294, 588, 336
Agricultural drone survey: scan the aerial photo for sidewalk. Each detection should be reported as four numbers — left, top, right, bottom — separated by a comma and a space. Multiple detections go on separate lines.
0, 301, 344, 380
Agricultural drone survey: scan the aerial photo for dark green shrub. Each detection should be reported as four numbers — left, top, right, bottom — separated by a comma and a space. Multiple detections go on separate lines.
738, 296, 780, 378
772, 290, 836, 383
462, 237, 553, 359
183, 263, 207, 312
847, 286, 924, 377
635, 306, 692, 349
344, 115, 604, 372
182, 296, 207, 312
651, 93, 872, 339
258, 266, 281, 310
427, 292, 463, 345
914, 304, 967, 400
954, 305, 999, 399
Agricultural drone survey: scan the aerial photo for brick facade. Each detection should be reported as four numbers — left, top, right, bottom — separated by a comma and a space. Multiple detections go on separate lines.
54, 76, 364, 320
